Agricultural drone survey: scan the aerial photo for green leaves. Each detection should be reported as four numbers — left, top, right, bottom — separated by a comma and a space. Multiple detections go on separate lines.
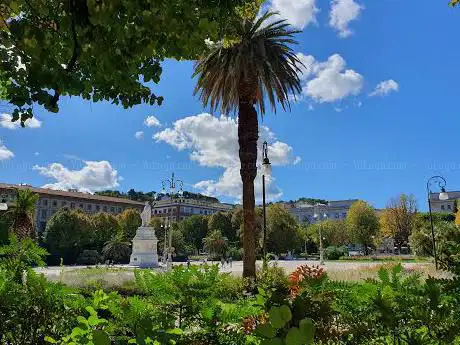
92, 330, 110, 345
269, 305, 292, 329
1, 0, 259, 123
256, 305, 314, 345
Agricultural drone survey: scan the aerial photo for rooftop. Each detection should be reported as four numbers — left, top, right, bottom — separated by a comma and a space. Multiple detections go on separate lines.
0, 183, 145, 206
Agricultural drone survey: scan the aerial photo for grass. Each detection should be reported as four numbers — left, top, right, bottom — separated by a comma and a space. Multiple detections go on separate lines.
37, 261, 452, 289
326, 262, 452, 281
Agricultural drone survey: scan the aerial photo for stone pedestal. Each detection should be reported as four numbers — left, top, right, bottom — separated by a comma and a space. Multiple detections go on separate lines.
129, 226, 159, 268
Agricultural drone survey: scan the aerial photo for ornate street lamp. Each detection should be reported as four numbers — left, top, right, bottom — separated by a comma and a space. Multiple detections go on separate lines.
313, 205, 328, 265
426, 176, 448, 270
262, 141, 271, 264
160, 173, 184, 269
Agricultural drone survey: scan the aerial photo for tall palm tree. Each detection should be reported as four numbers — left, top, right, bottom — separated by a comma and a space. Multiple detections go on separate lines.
8, 189, 39, 240
193, 12, 303, 278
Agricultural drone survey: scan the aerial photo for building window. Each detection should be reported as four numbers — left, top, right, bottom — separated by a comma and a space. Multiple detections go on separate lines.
118, 207, 122, 213
52, 200, 57, 207
70, 202, 75, 209
87, 204, 92, 211
61, 201, 67, 207
96, 205, 100, 211
441, 205, 445, 210
110, 207, 115, 212
43, 199, 48, 206
159, 210, 162, 214
448, 204, 452, 210
79, 203, 84, 209
103, 206, 107, 212
41, 210, 48, 219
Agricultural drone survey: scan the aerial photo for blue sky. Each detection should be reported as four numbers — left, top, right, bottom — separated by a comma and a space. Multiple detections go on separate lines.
1, 0, 460, 210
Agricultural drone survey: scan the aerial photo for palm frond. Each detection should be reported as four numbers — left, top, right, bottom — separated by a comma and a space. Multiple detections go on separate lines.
194, 11, 303, 115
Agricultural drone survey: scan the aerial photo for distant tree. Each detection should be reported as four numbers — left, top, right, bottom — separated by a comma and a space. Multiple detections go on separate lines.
346, 201, 379, 255
7, 189, 39, 240
379, 194, 417, 252
231, 207, 244, 235
308, 220, 349, 248
91, 213, 122, 251
44, 209, 92, 264
117, 209, 141, 241
266, 204, 301, 254
455, 207, 460, 226
203, 230, 228, 257
208, 212, 236, 242
295, 198, 328, 205
450, 0, 460, 7
102, 236, 131, 264
0, 210, 12, 245
178, 215, 209, 253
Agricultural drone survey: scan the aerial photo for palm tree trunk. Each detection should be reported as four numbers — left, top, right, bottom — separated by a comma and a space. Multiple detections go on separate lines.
238, 100, 258, 279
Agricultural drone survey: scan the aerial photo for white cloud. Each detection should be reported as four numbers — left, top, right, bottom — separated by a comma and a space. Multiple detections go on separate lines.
329, 0, 364, 38
297, 53, 363, 103
0, 113, 42, 130
270, 0, 319, 29
144, 115, 161, 127
33, 160, 120, 193
0, 139, 14, 160
135, 131, 144, 140
34, 152, 40, 156
154, 113, 300, 202
369, 79, 399, 97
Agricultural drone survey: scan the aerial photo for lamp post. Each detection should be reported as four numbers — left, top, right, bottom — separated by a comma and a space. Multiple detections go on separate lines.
313, 205, 328, 265
160, 173, 184, 269
262, 141, 272, 265
426, 176, 448, 270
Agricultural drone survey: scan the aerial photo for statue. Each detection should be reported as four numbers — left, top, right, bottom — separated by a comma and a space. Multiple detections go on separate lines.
130, 201, 158, 268
140, 201, 152, 226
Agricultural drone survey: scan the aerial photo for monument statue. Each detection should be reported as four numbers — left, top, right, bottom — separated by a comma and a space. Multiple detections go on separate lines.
140, 201, 152, 226
129, 201, 158, 268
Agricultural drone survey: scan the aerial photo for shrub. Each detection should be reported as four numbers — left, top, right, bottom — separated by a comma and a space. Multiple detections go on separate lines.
76, 250, 101, 265
0, 269, 85, 345
324, 246, 348, 260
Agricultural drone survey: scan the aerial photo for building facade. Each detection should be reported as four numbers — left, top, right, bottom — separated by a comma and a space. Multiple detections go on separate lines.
151, 196, 234, 223
0, 183, 144, 233
429, 191, 460, 213
285, 199, 359, 224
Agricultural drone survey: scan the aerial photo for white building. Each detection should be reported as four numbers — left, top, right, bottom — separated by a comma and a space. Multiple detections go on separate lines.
429, 191, 460, 213
151, 196, 234, 223
0, 183, 144, 233
285, 199, 358, 224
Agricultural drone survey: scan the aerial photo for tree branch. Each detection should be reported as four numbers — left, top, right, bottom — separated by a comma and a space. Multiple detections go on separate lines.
51, 0, 81, 108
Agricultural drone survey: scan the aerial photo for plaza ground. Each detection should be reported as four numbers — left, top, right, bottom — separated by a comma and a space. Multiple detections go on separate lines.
35, 260, 450, 288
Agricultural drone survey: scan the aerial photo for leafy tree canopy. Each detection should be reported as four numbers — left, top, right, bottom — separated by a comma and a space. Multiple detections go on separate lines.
346, 200, 379, 255
266, 204, 301, 254
208, 211, 235, 242
116, 208, 141, 241
0, 0, 257, 124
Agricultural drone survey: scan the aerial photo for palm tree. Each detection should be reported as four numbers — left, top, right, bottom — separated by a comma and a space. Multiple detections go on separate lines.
102, 235, 132, 264
193, 12, 303, 278
8, 189, 39, 240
